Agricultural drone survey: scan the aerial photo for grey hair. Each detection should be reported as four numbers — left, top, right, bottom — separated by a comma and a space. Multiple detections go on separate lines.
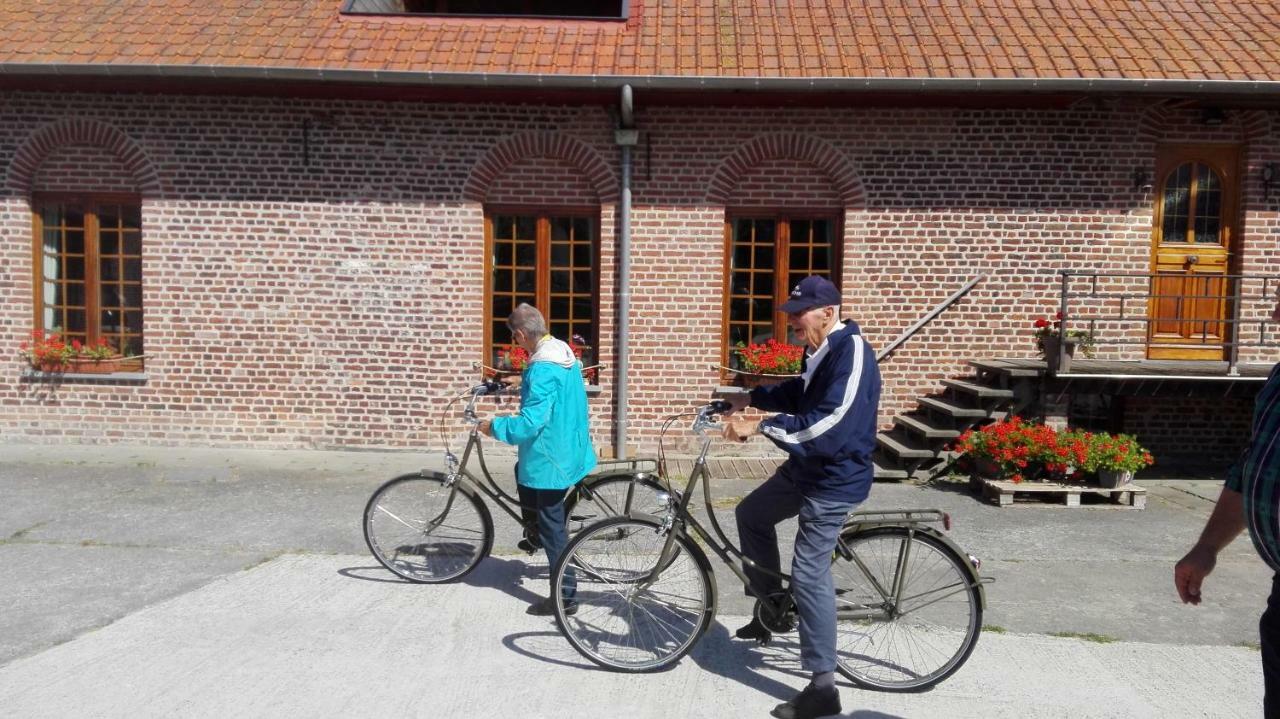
508, 303, 547, 337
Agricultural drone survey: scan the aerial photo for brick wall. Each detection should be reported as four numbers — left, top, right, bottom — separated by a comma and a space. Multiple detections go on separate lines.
0, 91, 1276, 457
1124, 395, 1254, 470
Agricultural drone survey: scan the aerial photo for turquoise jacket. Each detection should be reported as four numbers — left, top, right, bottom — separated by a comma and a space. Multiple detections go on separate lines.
491, 336, 597, 490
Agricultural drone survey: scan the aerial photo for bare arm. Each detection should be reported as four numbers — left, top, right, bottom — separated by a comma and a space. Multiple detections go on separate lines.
1173, 486, 1246, 605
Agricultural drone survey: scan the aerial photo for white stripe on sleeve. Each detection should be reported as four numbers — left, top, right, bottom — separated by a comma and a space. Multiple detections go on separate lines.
760, 336, 865, 445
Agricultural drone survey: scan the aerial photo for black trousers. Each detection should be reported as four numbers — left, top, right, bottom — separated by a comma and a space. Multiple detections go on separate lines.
1262, 572, 1280, 718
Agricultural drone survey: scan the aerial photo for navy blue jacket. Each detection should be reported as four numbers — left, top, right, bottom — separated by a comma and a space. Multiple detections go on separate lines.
749, 321, 881, 503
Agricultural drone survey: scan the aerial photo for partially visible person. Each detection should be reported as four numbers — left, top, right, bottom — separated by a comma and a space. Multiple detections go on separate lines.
722, 275, 881, 719
1175, 284, 1280, 716
478, 303, 596, 616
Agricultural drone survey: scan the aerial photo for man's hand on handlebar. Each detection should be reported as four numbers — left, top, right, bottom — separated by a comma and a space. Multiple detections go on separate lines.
720, 393, 751, 416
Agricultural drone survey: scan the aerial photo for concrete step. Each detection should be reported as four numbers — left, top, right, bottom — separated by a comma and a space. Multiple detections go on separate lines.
876, 431, 938, 459
919, 396, 1008, 420
893, 413, 961, 440
872, 459, 910, 480
968, 359, 1042, 378
942, 378, 1015, 399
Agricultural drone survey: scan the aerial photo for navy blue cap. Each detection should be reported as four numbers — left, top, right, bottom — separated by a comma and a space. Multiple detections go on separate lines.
779, 276, 841, 313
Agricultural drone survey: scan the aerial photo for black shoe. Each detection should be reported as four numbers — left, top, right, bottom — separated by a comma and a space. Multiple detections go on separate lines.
526, 597, 578, 617
770, 684, 841, 719
734, 617, 772, 644
517, 537, 542, 554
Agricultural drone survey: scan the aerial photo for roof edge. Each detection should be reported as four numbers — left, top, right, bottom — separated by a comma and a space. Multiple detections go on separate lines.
3, 63, 1279, 95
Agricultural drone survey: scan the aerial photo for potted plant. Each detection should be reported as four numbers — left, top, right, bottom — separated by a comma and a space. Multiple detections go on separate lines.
952, 417, 1087, 484
1081, 432, 1154, 488
18, 330, 75, 372
66, 338, 127, 374
1033, 312, 1096, 372
495, 345, 530, 374
727, 339, 803, 388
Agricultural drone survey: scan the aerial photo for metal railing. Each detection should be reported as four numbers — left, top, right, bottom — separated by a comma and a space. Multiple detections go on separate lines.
877, 275, 985, 362
1057, 271, 1280, 375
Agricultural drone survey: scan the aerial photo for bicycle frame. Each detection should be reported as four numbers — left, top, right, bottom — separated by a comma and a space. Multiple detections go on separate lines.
640, 404, 989, 622
435, 383, 661, 532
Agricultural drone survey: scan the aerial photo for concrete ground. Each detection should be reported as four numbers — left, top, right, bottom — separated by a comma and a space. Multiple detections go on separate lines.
0, 441, 1269, 717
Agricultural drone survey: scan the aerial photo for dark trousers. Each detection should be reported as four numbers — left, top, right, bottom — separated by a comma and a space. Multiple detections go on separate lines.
1262, 573, 1280, 718
734, 467, 857, 673
517, 483, 576, 599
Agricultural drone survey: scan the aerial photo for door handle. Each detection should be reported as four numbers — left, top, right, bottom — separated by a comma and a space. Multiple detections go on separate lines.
1186, 255, 1199, 265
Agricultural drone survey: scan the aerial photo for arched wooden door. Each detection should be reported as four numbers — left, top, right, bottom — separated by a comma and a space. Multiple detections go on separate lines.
1148, 145, 1240, 360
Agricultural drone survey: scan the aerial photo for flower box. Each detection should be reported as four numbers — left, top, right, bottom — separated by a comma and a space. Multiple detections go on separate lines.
724, 367, 799, 389
66, 356, 128, 374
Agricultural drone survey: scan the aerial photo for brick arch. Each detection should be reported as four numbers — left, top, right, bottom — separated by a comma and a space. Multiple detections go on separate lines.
706, 133, 864, 207
7, 118, 161, 195
1135, 103, 1171, 145
463, 132, 618, 203
1136, 103, 1271, 144
1240, 110, 1272, 142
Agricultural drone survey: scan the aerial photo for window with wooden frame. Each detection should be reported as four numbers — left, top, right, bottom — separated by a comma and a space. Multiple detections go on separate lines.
485, 208, 598, 378
31, 194, 144, 369
722, 212, 841, 372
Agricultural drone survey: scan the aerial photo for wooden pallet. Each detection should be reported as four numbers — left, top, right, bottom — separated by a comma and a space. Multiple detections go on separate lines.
969, 475, 1146, 509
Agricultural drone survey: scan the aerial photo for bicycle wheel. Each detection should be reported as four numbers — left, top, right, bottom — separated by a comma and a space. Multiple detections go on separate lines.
551, 515, 716, 672
363, 472, 494, 583
567, 474, 670, 525
832, 526, 982, 691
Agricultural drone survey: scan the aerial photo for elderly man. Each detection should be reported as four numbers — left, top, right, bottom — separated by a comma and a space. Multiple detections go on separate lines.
479, 303, 596, 616
723, 275, 881, 719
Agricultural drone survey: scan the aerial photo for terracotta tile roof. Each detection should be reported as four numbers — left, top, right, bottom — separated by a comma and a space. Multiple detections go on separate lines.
2, 0, 1280, 84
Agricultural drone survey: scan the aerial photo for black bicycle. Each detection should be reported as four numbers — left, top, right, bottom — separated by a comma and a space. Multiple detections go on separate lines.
550, 400, 992, 691
363, 379, 667, 583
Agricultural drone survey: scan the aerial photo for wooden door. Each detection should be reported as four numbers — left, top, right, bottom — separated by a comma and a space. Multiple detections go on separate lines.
1147, 145, 1240, 360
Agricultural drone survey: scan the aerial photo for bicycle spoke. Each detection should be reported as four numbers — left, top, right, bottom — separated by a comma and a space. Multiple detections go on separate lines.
833, 528, 980, 690
555, 518, 710, 671
364, 476, 489, 583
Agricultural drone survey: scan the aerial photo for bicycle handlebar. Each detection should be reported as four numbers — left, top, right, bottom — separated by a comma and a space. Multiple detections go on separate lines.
469, 379, 506, 396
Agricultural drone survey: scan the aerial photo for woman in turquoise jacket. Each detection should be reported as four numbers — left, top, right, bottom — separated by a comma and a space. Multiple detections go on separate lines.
480, 303, 595, 615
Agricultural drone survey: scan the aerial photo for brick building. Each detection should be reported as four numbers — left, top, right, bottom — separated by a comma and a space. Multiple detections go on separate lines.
1, 1, 1278, 467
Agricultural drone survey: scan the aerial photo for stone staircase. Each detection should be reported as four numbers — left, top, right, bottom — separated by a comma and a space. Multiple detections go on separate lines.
873, 360, 1041, 481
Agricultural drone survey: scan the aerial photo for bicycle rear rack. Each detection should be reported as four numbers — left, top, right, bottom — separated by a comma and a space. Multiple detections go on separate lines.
591, 457, 660, 477
845, 508, 948, 529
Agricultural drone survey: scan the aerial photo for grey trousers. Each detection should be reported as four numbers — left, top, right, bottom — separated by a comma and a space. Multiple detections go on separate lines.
735, 467, 857, 673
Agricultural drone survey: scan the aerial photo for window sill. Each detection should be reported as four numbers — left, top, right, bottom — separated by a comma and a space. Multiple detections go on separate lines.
586, 384, 603, 396
714, 386, 750, 395
21, 370, 148, 384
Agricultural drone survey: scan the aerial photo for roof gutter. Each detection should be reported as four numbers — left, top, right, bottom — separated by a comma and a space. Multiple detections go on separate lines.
3, 62, 1280, 96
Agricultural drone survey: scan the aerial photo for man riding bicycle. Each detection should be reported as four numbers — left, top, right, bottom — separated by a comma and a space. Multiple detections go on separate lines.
723, 275, 881, 719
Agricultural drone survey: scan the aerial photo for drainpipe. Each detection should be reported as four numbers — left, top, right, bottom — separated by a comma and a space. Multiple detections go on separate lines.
614, 85, 638, 459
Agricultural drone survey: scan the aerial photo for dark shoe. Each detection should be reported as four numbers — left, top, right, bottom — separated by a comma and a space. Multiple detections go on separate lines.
734, 617, 772, 644
526, 597, 578, 617
769, 684, 841, 719
517, 537, 542, 554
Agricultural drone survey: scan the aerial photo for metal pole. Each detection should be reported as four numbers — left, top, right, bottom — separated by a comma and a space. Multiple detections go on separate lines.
1057, 271, 1071, 375
614, 85, 636, 459
1229, 275, 1243, 376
